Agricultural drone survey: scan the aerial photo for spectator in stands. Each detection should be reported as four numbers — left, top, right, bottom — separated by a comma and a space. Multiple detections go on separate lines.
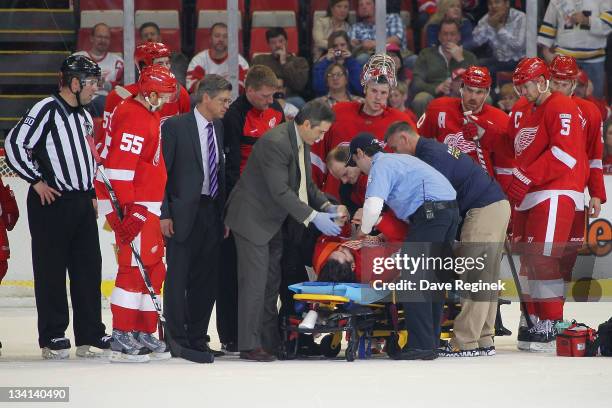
472, 0, 525, 86
312, 31, 363, 97
186, 22, 249, 95
139, 22, 189, 87
537, 0, 612, 98
252, 27, 310, 108
348, 0, 406, 63
411, 19, 477, 117
497, 83, 518, 113
386, 43, 413, 90
312, 0, 352, 62
387, 81, 417, 123
274, 77, 299, 120
314, 63, 362, 107
424, 0, 474, 49
74, 23, 123, 117
575, 69, 612, 120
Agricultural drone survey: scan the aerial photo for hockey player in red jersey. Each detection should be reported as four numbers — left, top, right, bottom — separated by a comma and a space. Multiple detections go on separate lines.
96, 65, 176, 362
101, 42, 190, 144
310, 54, 416, 200
416, 66, 511, 185
507, 58, 588, 352
0, 176, 18, 355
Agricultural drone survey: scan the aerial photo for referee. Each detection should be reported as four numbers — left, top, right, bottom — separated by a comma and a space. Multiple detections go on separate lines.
4, 55, 109, 360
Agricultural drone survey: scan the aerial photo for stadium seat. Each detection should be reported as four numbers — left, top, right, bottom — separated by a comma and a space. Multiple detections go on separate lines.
134, 10, 180, 28
195, 28, 243, 54
80, 0, 123, 10
198, 10, 242, 28
251, 11, 296, 28
80, 10, 124, 28
77, 28, 124, 53
135, 0, 182, 11
250, 0, 299, 13
196, 0, 246, 12
250, 26, 297, 59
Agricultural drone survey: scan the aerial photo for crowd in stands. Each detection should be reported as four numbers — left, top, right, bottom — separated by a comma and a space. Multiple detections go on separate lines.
75, 0, 611, 159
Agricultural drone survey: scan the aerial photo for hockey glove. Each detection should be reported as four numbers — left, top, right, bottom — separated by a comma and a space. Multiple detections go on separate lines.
0, 184, 19, 231
107, 203, 148, 245
507, 169, 531, 206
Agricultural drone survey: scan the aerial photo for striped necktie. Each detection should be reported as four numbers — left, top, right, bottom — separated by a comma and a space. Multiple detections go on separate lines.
206, 122, 218, 198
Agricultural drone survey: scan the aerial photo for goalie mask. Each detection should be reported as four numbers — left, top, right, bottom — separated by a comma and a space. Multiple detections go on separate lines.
360, 53, 397, 89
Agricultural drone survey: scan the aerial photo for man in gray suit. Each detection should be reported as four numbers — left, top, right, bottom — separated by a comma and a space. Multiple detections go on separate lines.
225, 101, 345, 361
160, 75, 231, 357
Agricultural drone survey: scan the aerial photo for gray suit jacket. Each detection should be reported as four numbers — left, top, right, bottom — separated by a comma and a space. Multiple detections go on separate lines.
225, 121, 328, 245
160, 111, 226, 242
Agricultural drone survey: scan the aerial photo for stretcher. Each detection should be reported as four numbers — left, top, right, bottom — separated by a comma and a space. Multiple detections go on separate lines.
280, 282, 455, 362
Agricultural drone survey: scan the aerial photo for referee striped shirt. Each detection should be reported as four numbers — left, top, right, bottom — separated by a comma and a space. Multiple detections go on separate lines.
4, 93, 97, 193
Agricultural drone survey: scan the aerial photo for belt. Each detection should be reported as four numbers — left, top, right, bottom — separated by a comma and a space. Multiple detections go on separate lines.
408, 200, 458, 223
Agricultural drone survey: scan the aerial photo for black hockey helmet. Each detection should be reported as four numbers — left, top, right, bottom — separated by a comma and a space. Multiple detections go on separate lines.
60, 55, 101, 87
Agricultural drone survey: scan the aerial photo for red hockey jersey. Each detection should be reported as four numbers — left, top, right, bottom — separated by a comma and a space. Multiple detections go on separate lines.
508, 92, 588, 211
101, 83, 190, 145
574, 96, 607, 203
96, 98, 167, 219
416, 96, 510, 179
311, 101, 415, 200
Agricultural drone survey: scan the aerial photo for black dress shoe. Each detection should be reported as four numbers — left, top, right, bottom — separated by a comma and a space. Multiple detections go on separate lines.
388, 348, 438, 360
239, 348, 276, 362
190, 340, 225, 357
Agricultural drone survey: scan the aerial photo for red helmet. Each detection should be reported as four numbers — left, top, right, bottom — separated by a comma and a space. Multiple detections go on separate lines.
512, 57, 550, 86
549, 55, 579, 80
134, 42, 171, 69
138, 65, 177, 99
462, 65, 492, 88
577, 69, 589, 85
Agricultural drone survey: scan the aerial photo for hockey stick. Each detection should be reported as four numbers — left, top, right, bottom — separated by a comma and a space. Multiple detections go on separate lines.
503, 238, 534, 329
85, 136, 214, 363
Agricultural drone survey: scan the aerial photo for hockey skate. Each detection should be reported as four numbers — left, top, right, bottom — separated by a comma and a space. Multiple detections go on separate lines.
42, 337, 71, 360
76, 334, 112, 359
518, 318, 557, 352
134, 331, 171, 360
109, 329, 150, 363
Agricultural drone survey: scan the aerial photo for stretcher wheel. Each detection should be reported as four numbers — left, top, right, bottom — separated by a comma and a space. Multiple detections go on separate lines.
320, 334, 341, 358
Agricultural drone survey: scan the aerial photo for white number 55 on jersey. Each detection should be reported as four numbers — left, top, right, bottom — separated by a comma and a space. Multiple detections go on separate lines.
119, 133, 144, 154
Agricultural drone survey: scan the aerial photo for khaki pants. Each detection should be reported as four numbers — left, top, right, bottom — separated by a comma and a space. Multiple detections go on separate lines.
451, 200, 511, 350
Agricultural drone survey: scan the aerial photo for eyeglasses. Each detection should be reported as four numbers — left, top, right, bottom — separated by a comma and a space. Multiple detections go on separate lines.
82, 78, 102, 87
215, 97, 233, 105
327, 72, 345, 79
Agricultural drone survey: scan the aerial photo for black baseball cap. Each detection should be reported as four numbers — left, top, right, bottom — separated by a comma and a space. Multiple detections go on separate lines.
346, 132, 382, 166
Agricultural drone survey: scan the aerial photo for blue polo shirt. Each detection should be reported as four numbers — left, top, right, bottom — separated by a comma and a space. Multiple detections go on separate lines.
415, 137, 506, 216
365, 152, 456, 220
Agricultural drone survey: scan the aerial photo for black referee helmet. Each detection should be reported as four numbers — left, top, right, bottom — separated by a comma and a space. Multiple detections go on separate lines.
60, 55, 101, 88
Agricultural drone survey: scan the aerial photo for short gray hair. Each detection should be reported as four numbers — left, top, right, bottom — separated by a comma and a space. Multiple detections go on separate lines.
196, 74, 232, 101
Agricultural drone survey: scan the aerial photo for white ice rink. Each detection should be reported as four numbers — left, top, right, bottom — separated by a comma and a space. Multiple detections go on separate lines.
1, 301, 611, 408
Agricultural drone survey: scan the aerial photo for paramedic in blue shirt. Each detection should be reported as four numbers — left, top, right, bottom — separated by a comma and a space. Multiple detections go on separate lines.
384, 120, 511, 358
347, 132, 459, 360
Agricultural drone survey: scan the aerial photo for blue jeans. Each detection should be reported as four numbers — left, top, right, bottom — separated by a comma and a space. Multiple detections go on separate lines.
577, 61, 605, 99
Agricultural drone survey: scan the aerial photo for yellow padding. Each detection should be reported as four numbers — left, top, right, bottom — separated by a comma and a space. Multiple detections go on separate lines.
293, 294, 350, 303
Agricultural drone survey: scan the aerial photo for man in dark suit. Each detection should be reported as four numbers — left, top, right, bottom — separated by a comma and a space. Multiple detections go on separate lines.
225, 101, 346, 362
160, 74, 231, 356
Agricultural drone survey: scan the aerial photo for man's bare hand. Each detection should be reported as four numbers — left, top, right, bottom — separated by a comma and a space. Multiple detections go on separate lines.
352, 208, 363, 226
588, 197, 602, 218
33, 181, 61, 205
436, 79, 452, 95
160, 218, 174, 238
445, 43, 464, 62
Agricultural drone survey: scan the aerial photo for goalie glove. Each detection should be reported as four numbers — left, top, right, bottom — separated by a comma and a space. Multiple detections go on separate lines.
106, 203, 148, 245
0, 184, 19, 231
507, 169, 531, 206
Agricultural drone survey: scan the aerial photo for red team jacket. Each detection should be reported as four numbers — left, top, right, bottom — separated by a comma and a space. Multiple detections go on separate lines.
417, 97, 510, 181
310, 101, 416, 200
508, 92, 588, 211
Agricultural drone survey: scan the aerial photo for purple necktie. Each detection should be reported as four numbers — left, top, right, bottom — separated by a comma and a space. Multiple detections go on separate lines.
206, 122, 218, 198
